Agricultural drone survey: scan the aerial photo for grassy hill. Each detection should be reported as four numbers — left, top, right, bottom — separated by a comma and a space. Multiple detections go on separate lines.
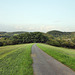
0, 30, 75, 38
37, 43, 75, 71
0, 43, 33, 75
0, 43, 75, 75
45, 30, 75, 48
47, 30, 75, 37
0, 31, 26, 38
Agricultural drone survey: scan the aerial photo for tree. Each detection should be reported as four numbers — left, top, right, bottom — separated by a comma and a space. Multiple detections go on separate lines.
0, 42, 3, 46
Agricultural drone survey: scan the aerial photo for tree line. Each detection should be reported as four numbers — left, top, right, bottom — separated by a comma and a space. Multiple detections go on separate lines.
0, 32, 48, 46
0, 31, 75, 49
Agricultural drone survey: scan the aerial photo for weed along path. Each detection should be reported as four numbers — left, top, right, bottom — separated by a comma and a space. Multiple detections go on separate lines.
31, 44, 75, 75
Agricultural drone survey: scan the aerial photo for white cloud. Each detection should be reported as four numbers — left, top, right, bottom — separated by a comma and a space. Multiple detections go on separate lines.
14, 25, 55, 32
15, 26, 23, 30
0, 24, 74, 32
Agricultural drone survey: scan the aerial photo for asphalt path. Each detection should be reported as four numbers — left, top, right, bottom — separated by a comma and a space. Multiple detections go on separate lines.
31, 44, 75, 75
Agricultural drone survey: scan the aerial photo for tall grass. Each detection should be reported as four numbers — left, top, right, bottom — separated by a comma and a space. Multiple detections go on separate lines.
0, 44, 33, 75
37, 43, 75, 71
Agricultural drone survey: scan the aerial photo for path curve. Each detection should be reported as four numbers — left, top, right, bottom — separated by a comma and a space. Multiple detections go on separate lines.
31, 44, 75, 75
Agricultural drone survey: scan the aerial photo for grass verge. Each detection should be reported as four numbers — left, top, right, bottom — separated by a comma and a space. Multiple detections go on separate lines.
0, 43, 34, 75
37, 43, 75, 71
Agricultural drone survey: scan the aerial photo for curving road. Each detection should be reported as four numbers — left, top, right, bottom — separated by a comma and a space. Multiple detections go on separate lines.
31, 44, 75, 75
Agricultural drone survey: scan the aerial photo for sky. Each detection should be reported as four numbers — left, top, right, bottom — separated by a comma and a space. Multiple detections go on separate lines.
0, 0, 75, 32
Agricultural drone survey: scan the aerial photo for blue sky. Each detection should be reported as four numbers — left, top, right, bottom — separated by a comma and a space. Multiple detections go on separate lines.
0, 0, 75, 32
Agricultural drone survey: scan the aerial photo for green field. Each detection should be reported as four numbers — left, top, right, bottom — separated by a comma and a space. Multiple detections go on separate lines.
37, 43, 75, 71
0, 44, 34, 75
0, 43, 75, 75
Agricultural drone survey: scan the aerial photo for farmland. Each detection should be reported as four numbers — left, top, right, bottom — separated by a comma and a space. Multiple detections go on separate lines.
0, 44, 33, 75
37, 43, 75, 71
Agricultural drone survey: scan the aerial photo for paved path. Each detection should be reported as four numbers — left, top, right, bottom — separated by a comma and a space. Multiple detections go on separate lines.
31, 44, 75, 75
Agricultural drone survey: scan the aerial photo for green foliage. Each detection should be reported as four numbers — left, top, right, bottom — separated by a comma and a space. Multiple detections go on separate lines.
47, 30, 75, 37
11, 32, 48, 44
47, 39, 75, 49
37, 43, 75, 71
0, 32, 48, 46
46, 30, 75, 49
0, 32, 26, 38
0, 42, 3, 46
72, 38, 75, 43
0, 30, 75, 49
0, 44, 33, 75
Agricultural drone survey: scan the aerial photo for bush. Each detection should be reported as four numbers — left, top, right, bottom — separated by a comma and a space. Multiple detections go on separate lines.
0, 42, 3, 46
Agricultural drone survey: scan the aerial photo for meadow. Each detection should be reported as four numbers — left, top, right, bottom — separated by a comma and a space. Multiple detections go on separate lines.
0, 43, 75, 75
37, 43, 75, 71
0, 43, 33, 75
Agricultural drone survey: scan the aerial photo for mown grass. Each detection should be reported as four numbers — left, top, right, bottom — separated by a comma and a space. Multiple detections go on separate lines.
0, 43, 34, 75
37, 43, 75, 71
